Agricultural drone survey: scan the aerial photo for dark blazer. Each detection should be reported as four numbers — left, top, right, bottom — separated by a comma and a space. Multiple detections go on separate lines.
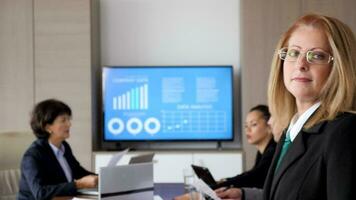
17, 138, 94, 200
263, 112, 356, 200
217, 138, 276, 189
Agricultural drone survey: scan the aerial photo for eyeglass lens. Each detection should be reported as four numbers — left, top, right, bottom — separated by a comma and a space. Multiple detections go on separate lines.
279, 48, 332, 64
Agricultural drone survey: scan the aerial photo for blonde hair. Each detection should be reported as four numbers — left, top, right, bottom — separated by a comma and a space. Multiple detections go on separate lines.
268, 14, 356, 128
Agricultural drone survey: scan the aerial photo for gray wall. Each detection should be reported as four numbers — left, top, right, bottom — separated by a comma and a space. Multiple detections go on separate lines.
1, 0, 356, 171
95, 0, 242, 151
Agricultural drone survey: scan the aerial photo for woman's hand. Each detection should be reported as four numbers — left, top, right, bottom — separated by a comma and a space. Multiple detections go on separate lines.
74, 175, 98, 189
215, 187, 242, 200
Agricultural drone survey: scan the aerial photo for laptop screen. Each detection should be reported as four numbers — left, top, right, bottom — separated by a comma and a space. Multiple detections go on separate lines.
129, 153, 155, 164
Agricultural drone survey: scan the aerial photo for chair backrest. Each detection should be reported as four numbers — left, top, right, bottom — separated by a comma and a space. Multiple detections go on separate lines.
0, 131, 34, 200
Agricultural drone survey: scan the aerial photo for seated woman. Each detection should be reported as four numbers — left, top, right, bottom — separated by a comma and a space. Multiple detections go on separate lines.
18, 99, 98, 200
174, 105, 277, 200
215, 105, 276, 189
215, 115, 284, 200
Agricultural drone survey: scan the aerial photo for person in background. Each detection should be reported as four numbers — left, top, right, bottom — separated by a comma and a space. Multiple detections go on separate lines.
215, 116, 284, 200
174, 105, 277, 200
218, 13, 356, 200
18, 99, 98, 200
215, 105, 276, 189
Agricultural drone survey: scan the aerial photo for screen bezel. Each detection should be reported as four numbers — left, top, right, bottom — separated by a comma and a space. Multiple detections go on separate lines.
101, 65, 235, 143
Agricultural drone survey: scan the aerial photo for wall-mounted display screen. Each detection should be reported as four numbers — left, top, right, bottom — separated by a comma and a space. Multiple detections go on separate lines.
102, 66, 234, 141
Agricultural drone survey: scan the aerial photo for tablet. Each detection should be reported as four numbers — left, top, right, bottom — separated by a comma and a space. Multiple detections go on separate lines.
191, 165, 217, 189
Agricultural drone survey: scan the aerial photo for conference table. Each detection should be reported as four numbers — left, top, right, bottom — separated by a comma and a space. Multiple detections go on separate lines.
53, 183, 185, 200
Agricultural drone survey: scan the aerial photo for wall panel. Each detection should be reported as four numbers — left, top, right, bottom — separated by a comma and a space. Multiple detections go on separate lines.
302, 0, 356, 33
240, 0, 301, 169
34, 0, 92, 169
0, 0, 34, 132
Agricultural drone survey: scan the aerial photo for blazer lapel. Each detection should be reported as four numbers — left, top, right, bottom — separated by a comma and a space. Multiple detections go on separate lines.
43, 140, 69, 181
265, 119, 327, 200
264, 130, 286, 200
270, 131, 306, 198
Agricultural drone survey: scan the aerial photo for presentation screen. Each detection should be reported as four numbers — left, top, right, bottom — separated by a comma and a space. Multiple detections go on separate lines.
102, 66, 234, 141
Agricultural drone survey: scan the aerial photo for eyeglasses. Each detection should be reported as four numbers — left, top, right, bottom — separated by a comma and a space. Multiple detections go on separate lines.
278, 47, 334, 65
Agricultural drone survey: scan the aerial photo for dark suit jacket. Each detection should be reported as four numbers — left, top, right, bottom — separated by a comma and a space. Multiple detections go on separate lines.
263, 112, 356, 200
17, 138, 94, 200
217, 138, 276, 189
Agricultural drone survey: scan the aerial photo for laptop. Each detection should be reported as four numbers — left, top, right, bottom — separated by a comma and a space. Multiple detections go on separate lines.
77, 187, 99, 196
78, 162, 154, 200
129, 153, 155, 164
191, 165, 218, 189
77, 149, 129, 196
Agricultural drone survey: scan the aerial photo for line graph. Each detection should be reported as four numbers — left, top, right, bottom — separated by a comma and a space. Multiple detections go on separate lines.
161, 110, 227, 133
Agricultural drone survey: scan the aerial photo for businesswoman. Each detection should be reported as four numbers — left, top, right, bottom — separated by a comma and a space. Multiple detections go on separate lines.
18, 99, 98, 200
175, 105, 278, 200
218, 13, 356, 200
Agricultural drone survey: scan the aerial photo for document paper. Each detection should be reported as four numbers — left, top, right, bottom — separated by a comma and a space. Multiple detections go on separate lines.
107, 148, 129, 167
193, 178, 221, 200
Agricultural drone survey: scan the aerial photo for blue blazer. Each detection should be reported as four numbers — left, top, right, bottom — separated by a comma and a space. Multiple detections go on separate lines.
17, 138, 94, 200
263, 112, 356, 200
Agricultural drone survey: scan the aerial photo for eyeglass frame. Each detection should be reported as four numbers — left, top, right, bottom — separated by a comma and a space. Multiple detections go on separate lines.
277, 47, 334, 65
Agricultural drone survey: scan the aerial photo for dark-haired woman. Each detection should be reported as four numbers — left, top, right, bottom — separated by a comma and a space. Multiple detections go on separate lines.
18, 99, 97, 200
215, 105, 276, 189
174, 105, 279, 200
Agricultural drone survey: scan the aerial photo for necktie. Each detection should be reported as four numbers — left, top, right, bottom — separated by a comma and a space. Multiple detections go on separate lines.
275, 131, 291, 172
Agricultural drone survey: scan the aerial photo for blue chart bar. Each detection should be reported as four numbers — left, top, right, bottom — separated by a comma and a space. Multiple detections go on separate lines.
113, 84, 148, 110
133, 87, 139, 109
131, 88, 135, 109
144, 84, 148, 109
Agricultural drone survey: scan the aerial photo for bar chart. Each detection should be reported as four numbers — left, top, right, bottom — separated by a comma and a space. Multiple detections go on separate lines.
112, 84, 148, 110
